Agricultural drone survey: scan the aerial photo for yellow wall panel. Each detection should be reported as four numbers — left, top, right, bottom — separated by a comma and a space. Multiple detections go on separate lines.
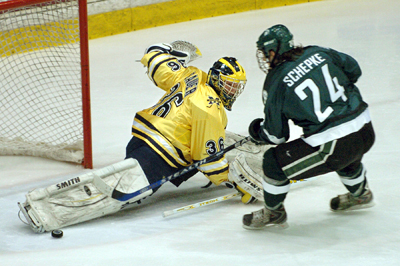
88, 0, 320, 39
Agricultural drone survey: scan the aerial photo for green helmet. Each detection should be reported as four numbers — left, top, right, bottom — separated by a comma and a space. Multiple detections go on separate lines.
257, 24, 294, 56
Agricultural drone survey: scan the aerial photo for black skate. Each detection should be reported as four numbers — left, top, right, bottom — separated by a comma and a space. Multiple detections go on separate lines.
330, 188, 374, 211
242, 206, 288, 230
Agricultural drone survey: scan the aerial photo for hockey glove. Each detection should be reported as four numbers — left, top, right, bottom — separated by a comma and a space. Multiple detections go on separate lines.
224, 181, 258, 204
170, 40, 202, 64
145, 42, 191, 66
248, 118, 269, 145
145, 43, 173, 54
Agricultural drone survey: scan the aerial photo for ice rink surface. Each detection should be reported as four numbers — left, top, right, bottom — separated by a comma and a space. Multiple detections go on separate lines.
1, 0, 400, 265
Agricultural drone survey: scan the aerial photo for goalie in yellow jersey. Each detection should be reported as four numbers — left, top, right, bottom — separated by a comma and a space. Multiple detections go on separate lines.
18, 41, 267, 233
126, 41, 260, 201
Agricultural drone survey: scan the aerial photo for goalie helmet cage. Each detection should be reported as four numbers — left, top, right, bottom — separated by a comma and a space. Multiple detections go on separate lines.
0, 0, 92, 168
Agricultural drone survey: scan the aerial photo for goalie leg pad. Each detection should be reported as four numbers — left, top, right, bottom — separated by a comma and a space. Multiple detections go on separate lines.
228, 153, 264, 200
19, 159, 152, 232
224, 131, 272, 167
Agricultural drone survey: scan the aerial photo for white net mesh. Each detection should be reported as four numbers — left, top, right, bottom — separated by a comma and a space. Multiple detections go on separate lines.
0, 0, 87, 163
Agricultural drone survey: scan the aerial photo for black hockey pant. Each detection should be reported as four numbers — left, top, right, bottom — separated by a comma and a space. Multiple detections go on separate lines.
125, 137, 198, 192
262, 122, 375, 209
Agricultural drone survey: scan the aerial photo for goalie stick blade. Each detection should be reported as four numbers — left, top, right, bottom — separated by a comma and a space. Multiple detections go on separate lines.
111, 177, 169, 201
92, 174, 152, 201
92, 175, 113, 197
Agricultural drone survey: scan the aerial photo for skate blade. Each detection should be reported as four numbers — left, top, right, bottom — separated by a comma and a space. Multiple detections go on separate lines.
243, 221, 289, 230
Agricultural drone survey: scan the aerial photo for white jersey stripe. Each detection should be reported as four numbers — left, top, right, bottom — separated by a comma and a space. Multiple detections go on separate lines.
133, 120, 187, 165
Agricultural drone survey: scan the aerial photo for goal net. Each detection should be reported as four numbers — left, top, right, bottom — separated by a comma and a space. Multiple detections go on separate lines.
0, 0, 92, 168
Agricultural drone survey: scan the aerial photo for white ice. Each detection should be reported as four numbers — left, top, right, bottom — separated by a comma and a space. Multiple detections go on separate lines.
1, 0, 400, 265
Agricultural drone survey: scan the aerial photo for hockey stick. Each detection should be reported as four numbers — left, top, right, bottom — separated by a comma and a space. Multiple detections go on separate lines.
93, 136, 252, 202
162, 192, 240, 217
162, 179, 307, 218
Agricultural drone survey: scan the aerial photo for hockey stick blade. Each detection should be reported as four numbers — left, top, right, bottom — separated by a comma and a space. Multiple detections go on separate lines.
107, 136, 251, 202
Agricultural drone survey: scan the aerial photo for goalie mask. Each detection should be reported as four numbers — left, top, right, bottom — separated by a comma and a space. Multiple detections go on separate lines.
207, 57, 247, 111
256, 24, 294, 73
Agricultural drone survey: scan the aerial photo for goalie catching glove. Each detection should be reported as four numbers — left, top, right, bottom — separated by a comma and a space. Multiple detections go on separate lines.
225, 153, 264, 204
144, 40, 202, 66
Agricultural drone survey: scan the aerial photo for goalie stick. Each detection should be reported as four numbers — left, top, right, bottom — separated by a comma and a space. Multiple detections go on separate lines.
93, 136, 252, 202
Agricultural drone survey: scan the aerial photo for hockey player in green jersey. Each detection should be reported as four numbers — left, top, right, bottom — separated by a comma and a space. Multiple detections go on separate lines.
243, 25, 376, 229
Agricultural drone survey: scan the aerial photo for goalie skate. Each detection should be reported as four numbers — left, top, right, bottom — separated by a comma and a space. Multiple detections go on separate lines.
18, 201, 45, 233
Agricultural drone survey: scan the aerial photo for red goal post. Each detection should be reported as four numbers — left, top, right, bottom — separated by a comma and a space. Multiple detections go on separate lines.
0, 0, 93, 168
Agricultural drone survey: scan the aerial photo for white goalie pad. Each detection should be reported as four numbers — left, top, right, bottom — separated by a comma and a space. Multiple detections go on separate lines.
225, 131, 272, 171
228, 153, 264, 200
18, 158, 152, 233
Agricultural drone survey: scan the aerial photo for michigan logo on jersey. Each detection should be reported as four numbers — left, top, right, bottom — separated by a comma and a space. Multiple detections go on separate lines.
184, 74, 199, 97
207, 96, 221, 109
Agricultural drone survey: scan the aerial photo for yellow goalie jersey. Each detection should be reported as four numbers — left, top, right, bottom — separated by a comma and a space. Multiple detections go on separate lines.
133, 51, 229, 185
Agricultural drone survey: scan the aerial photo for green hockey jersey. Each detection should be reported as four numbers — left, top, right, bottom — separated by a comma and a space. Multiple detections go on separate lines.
260, 46, 371, 147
